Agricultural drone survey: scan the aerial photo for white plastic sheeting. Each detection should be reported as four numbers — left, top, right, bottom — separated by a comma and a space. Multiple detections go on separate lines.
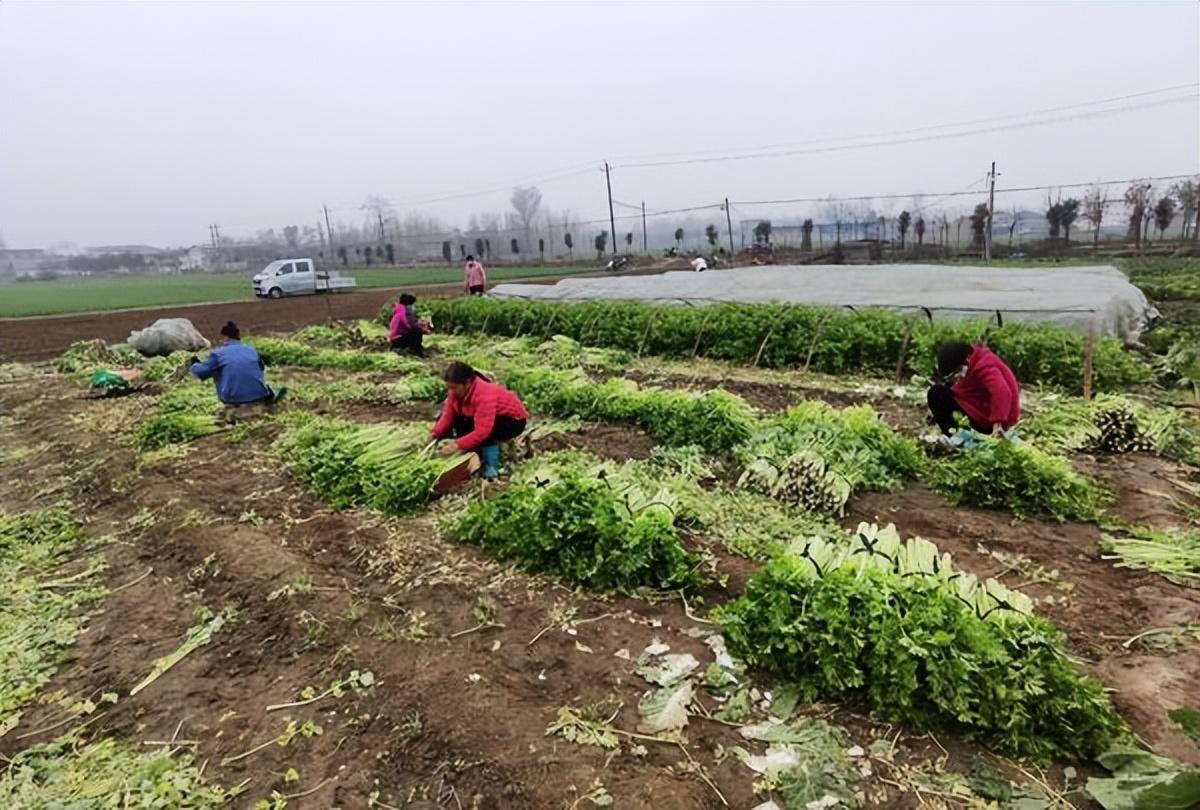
490, 264, 1157, 342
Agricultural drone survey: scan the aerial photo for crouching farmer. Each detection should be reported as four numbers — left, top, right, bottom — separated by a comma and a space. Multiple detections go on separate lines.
190, 321, 286, 419
927, 340, 1020, 437
431, 362, 527, 480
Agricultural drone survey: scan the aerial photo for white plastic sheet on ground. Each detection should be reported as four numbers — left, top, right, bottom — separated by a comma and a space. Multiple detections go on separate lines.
489, 264, 1156, 342
126, 318, 211, 356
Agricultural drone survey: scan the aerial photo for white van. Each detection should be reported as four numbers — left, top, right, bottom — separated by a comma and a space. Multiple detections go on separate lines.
252, 259, 357, 299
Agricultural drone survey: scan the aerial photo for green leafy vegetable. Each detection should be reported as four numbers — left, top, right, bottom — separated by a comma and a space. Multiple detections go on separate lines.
449, 474, 706, 592
420, 296, 1150, 391
928, 438, 1109, 521
715, 523, 1124, 760
1102, 526, 1200, 587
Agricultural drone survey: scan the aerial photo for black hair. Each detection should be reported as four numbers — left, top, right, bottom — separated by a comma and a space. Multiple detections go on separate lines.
935, 341, 972, 376
398, 293, 416, 305
465, 254, 475, 262
443, 361, 487, 384
220, 321, 240, 340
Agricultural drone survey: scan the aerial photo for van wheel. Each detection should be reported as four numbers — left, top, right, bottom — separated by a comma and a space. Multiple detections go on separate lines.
268, 287, 283, 299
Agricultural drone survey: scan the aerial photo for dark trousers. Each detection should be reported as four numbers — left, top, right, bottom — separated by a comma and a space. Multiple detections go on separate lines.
390, 330, 424, 357
927, 384, 990, 436
468, 285, 485, 296
452, 415, 526, 447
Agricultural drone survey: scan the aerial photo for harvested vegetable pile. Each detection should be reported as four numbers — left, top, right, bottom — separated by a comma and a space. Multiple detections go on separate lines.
502, 366, 755, 453
716, 524, 1125, 760
449, 471, 707, 592
275, 415, 468, 516
737, 401, 924, 513
1020, 393, 1200, 464
1102, 525, 1200, 587
249, 336, 420, 373
133, 381, 219, 450
928, 438, 1109, 521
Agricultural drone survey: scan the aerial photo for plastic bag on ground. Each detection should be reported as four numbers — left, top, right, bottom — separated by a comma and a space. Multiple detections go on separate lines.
127, 319, 211, 357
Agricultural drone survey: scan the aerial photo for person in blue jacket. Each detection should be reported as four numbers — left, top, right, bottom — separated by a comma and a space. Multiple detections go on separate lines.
190, 321, 286, 406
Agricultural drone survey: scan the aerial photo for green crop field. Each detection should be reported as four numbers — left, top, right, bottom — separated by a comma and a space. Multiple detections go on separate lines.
0, 264, 586, 318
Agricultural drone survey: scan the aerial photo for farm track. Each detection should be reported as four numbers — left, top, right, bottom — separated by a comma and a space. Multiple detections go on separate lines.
3, 343, 1200, 806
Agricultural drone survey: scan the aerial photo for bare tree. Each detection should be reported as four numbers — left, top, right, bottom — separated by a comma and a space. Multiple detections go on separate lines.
705, 224, 719, 248
897, 211, 911, 249
1124, 181, 1152, 249
594, 230, 608, 259
510, 186, 543, 255
673, 227, 684, 249
1169, 178, 1198, 240
282, 225, 300, 250
914, 217, 925, 251
1082, 186, 1107, 250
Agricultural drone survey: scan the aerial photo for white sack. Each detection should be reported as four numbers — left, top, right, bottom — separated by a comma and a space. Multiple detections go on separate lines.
127, 318, 211, 356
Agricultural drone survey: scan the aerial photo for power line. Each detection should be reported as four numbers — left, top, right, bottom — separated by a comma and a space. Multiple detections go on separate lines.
606, 83, 1200, 163
611, 94, 1198, 170
731, 173, 1198, 207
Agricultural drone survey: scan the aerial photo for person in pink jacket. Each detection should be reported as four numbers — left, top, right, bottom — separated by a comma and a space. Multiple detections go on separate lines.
432, 362, 528, 480
927, 341, 1021, 437
464, 255, 487, 295
388, 293, 429, 357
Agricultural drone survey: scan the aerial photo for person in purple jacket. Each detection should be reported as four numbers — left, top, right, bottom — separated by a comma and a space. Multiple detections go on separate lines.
190, 321, 286, 406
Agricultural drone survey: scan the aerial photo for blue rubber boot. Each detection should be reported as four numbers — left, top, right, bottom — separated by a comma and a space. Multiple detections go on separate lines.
480, 444, 500, 481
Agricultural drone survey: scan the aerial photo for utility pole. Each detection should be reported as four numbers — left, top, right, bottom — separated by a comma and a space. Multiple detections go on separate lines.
724, 197, 734, 257
377, 211, 386, 243
208, 224, 216, 250
984, 161, 996, 263
604, 161, 617, 255
324, 205, 336, 256
641, 201, 647, 253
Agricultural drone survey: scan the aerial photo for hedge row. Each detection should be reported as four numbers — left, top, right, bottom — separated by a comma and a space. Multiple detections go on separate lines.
415, 298, 1150, 391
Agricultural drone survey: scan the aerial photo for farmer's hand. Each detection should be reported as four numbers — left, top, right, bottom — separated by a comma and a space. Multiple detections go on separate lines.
436, 441, 458, 457
189, 355, 200, 366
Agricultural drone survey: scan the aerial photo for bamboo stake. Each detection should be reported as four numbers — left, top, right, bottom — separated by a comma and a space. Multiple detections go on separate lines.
1082, 324, 1097, 400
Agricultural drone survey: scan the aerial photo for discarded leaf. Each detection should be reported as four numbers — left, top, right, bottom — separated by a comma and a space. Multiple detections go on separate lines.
637, 681, 694, 735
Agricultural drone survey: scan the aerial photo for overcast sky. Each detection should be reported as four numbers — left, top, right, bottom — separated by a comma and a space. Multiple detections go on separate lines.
1, 1, 1197, 249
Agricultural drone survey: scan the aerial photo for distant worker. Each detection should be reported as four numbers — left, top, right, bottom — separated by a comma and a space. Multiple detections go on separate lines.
690, 256, 709, 272
431, 361, 528, 481
464, 255, 487, 295
927, 341, 1020, 437
190, 321, 286, 408
388, 293, 431, 357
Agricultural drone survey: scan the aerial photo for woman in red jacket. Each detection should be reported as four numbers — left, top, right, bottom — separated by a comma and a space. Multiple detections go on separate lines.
432, 362, 529, 480
927, 341, 1021, 437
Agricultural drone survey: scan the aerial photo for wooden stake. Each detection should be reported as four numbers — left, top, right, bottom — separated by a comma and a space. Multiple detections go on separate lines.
691, 308, 715, 359
802, 308, 838, 374
753, 328, 774, 368
1082, 324, 1097, 399
894, 321, 914, 385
